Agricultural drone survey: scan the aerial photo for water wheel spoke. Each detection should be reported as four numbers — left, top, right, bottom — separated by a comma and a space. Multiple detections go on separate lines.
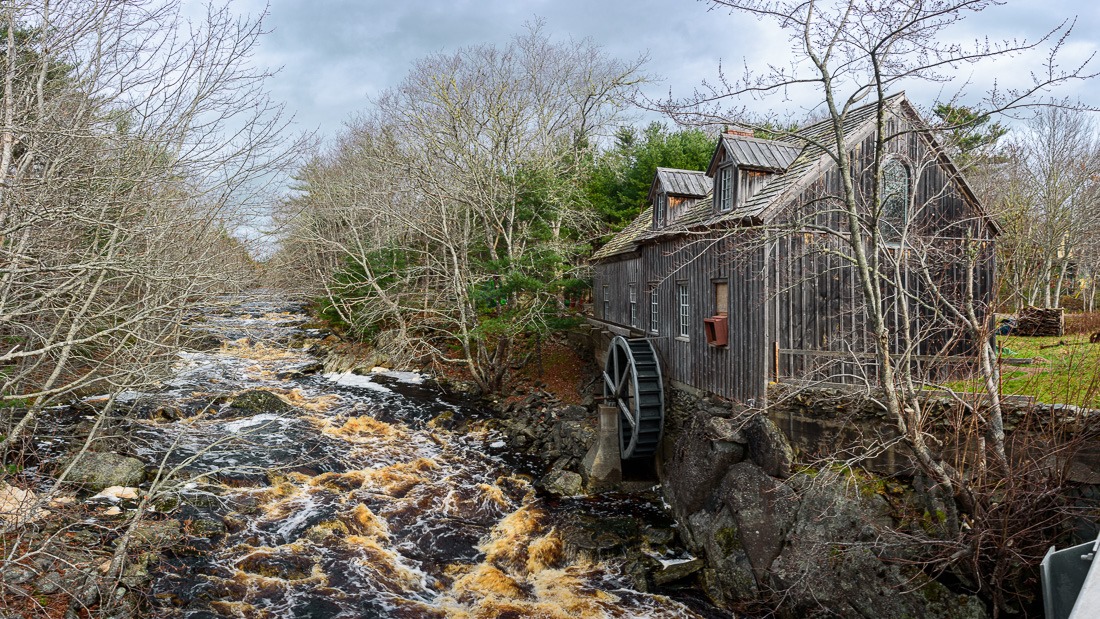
619, 402, 637, 428
602, 371, 617, 395
615, 369, 630, 395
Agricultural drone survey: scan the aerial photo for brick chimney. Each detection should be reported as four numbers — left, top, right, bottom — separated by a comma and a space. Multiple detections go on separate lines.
725, 126, 755, 138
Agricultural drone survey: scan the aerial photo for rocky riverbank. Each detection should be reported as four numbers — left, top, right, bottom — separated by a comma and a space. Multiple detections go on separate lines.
3, 296, 728, 619
656, 388, 990, 618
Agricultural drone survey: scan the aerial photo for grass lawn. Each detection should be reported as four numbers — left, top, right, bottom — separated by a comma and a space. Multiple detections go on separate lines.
954, 334, 1100, 407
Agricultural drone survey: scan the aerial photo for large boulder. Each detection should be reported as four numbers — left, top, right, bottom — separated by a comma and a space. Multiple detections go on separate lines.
66, 452, 146, 492
542, 469, 584, 497
743, 413, 794, 478
767, 471, 986, 619
661, 412, 746, 521
228, 390, 291, 414
718, 462, 797, 578
659, 390, 989, 618
687, 507, 759, 605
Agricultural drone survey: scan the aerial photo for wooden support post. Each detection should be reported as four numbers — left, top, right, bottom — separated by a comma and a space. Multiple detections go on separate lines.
773, 341, 780, 383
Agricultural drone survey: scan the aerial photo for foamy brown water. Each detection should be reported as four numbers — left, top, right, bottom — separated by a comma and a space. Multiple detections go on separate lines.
132, 294, 715, 618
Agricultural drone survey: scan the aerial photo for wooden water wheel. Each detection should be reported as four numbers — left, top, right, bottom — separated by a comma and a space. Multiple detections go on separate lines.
602, 336, 665, 459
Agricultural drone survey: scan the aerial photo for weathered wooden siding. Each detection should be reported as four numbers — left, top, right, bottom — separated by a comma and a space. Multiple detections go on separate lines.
593, 233, 767, 404
592, 110, 996, 401
768, 117, 997, 384
593, 255, 643, 329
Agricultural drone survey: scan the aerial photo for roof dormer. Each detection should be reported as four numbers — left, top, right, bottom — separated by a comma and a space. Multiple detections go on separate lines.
707, 129, 801, 213
650, 167, 710, 229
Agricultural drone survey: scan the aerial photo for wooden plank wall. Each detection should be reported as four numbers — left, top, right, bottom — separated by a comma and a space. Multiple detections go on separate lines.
592, 233, 767, 404
593, 255, 642, 328
768, 116, 997, 385
592, 111, 996, 401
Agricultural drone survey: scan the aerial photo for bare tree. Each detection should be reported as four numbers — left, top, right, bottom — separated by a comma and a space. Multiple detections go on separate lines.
991, 107, 1100, 309
0, 0, 303, 451
278, 22, 644, 393
654, 1, 1096, 613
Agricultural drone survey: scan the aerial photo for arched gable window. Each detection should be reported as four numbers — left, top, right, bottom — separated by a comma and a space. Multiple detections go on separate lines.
879, 159, 910, 243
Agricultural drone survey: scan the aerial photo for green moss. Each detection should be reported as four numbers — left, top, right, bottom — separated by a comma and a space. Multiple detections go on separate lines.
714, 526, 743, 555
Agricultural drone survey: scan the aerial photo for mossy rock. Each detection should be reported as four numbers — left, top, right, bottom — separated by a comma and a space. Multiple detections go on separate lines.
228, 390, 291, 414
66, 452, 146, 492
237, 550, 315, 580
130, 519, 183, 549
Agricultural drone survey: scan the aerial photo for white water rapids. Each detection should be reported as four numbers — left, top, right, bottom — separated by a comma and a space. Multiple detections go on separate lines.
119, 294, 721, 619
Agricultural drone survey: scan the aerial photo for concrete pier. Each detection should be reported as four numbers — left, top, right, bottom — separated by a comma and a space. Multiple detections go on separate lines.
586, 405, 623, 491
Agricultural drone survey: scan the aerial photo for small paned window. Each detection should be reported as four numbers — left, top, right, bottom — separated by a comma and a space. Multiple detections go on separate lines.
714, 281, 729, 316
718, 166, 733, 212
649, 285, 659, 334
677, 282, 690, 338
880, 160, 910, 243
602, 285, 610, 319
628, 284, 638, 328
655, 194, 667, 228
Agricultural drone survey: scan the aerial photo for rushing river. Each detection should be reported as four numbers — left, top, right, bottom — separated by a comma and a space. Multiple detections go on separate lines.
118, 293, 721, 619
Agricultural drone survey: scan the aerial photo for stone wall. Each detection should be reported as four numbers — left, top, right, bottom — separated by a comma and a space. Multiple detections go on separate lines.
766, 384, 1100, 484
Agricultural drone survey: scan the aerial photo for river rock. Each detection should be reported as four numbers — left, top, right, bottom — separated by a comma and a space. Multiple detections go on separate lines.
0, 482, 48, 527
228, 390, 291, 414
237, 549, 315, 580
743, 413, 794, 478
91, 486, 141, 501
560, 514, 641, 561
542, 469, 584, 496
129, 519, 183, 548
66, 452, 146, 492
189, 517, 227, 538
651, 557, 704, 586
183, 331, 223, 351
276, 361, 324, 380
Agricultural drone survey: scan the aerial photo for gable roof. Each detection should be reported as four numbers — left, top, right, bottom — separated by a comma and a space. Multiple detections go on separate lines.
648, 168, 711, 202
594, 92, 989, 262
592, 205, 654, 260
706, 134, 802, 176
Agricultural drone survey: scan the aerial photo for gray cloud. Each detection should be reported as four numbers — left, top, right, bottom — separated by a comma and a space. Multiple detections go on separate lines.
227, 1, 1097, 143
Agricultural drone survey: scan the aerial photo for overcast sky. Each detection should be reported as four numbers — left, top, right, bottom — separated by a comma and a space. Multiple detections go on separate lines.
208, 0, 1100, 144
191, 0, 1099, 247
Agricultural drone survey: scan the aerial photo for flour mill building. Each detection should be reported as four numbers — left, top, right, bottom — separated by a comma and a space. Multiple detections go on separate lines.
588, 94, 998, 456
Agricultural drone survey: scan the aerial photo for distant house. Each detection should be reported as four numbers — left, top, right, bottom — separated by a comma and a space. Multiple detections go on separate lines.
589, 94, 998, 405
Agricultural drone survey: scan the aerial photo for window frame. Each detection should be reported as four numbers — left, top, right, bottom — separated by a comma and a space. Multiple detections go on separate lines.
648, 284, 659, 334
628, 283, 638, 328
602, 284, 610, 320
879, 158, 911, 245
718, 164, 734, 212
676, 281, 690, 339
713, 279, 729, 316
